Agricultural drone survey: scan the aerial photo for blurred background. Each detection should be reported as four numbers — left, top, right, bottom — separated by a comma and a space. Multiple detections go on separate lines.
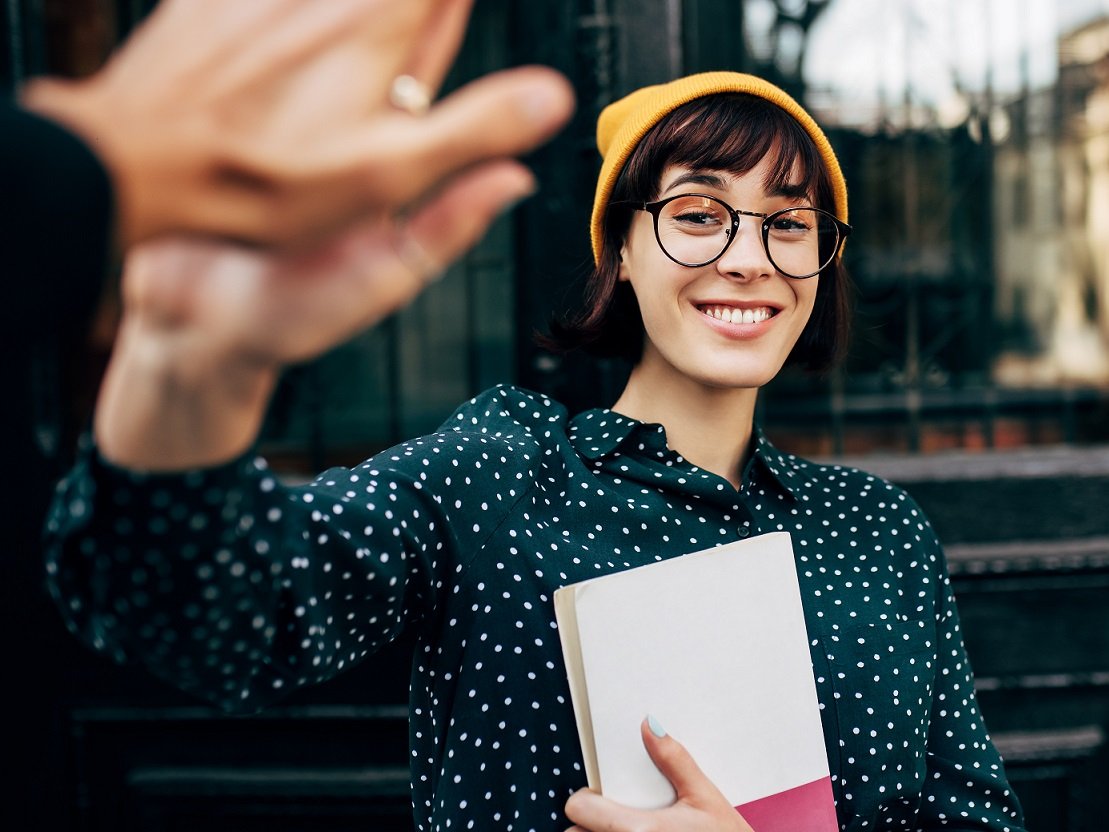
4, 1, 1108, 830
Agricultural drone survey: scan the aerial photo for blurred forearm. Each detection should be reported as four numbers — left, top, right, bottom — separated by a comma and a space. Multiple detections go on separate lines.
94, 315, 276, 470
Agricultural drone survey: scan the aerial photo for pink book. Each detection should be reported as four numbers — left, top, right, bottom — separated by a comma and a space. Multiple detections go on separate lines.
554, 532, 837, 831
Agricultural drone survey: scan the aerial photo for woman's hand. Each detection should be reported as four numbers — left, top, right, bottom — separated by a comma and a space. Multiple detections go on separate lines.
564, 718, 756, 832
95, 157, 532, 471
22, 0, 572, 251
55, 0, 573, 471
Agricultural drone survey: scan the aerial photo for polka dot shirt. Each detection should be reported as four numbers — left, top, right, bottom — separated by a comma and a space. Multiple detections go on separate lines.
45, 385, 1024, 831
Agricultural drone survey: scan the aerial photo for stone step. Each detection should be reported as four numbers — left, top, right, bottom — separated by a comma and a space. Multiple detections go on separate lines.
823, 445, 1109, 543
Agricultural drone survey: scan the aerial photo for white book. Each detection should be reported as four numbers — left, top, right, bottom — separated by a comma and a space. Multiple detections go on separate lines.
554, 532, 837, 832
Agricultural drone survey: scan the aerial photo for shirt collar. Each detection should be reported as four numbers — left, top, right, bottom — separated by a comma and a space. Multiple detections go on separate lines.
748, 425, 810, 500
567, 408, 651, 460
568, 409, 811, 501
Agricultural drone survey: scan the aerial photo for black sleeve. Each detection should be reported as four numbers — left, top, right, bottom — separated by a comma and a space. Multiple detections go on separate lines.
0, 102, 118, 832
0, 102, 115, 340
0, 102, 117, 651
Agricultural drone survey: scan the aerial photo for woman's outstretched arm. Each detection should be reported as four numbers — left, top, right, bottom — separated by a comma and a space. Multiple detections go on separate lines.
93, 159, 539, 472
44, 231, 558, 713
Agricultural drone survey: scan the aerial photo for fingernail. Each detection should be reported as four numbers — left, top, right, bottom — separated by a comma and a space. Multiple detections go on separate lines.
498, 176, 538, 217
518, 75, 574, 126
647, 714, 666, 738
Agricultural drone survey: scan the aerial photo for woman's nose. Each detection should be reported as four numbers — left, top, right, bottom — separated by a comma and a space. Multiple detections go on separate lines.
715, 223, 773, 280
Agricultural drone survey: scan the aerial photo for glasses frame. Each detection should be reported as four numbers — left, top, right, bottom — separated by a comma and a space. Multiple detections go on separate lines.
614, 193, 852, 279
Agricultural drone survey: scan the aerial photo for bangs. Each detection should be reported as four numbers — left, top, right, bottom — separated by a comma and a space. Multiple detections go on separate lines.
615, 93, 830, 208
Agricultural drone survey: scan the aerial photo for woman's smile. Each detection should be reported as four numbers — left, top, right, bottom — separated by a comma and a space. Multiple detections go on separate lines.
694, 301, 782, 338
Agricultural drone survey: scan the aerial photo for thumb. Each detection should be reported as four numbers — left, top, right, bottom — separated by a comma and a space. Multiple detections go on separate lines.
640, 715, 725, 804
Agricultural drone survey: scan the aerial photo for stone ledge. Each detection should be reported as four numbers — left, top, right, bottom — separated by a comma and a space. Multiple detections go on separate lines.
946, 536, 1109, 573
993, 724, 1105, 763
821, 444, 1109, 481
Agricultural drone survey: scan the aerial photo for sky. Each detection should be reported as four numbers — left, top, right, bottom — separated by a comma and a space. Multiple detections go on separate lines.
770, 0, 1109, 128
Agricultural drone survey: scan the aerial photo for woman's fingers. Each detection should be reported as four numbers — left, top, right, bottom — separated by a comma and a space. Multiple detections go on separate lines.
400, 0, 476, 93
403, 160, 536, 273
26, 0, 571, 251
561, 720, 756, 832
231, 158, 537, 360
230, 64, 570, 248
425, 65, 575, 159
123, 161, 538, 361
197, 0, 433, 105
346, 158, 531, 345
338, 65, 573, 213
564, 788, 654, 832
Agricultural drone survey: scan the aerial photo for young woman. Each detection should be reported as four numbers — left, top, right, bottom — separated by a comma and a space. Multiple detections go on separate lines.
45, 72, 1025, 832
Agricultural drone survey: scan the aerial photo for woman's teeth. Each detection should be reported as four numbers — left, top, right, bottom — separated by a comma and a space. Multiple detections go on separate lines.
700, 305, 775, 324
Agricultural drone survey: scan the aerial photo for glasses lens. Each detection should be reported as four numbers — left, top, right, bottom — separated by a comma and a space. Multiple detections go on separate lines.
765, 208, 840, 278
656, 195, 733, 266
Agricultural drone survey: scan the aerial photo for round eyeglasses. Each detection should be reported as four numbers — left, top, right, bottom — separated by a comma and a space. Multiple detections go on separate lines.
614, 194, 851, 279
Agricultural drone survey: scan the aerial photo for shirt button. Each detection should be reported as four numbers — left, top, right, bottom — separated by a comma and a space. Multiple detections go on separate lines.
737, 527, 751, 538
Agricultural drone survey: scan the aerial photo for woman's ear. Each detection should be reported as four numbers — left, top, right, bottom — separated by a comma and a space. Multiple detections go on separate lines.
617, 243, 630, 282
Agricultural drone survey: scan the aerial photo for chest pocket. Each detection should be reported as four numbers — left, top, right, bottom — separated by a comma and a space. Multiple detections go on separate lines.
820, 620, 936, 831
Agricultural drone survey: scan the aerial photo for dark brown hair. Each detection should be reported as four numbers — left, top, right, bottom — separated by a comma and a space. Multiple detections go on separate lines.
543, 93, 852, 373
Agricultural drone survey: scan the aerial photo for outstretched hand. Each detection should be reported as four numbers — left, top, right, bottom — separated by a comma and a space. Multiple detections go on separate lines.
96, 154, 530, 470
120, 163, 531, 369
50, 0, 573, 471
22, 0, 572, 251
564, 718, 756, 832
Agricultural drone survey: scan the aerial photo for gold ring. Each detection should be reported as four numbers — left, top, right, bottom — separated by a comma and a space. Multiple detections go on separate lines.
389, 74, 432, 116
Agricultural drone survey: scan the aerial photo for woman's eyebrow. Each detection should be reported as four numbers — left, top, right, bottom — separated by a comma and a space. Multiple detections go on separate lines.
772, 182, 811, 200
662, 171, 729, 193
662, 171, 812, 202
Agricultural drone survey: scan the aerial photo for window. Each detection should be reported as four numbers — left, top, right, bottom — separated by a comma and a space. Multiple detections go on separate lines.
745, 0, 1109, 454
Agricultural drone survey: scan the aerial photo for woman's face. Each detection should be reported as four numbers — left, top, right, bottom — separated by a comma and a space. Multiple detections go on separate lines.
618, 159, 820, 392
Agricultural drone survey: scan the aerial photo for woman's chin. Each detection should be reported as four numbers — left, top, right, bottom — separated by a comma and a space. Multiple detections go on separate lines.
676, 363, 782, 393
682, 350, 789, 391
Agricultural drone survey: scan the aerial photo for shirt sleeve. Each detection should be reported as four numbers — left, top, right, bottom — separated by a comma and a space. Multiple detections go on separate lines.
916, 517, 1026, 831
43, 440, 456, 714
0, 103, 115, 339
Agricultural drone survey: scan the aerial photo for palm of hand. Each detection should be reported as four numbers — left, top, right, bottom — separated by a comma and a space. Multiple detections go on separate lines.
123, 220, 422, 368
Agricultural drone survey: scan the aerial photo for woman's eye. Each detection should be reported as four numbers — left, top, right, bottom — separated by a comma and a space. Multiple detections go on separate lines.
661, 196, 728, 232
767, 207, 825, 237
673, 211, 721, 226
770, 215, 811, 233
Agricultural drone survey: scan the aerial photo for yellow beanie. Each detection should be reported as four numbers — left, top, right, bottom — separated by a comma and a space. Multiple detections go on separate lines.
591, 71, 848, 264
